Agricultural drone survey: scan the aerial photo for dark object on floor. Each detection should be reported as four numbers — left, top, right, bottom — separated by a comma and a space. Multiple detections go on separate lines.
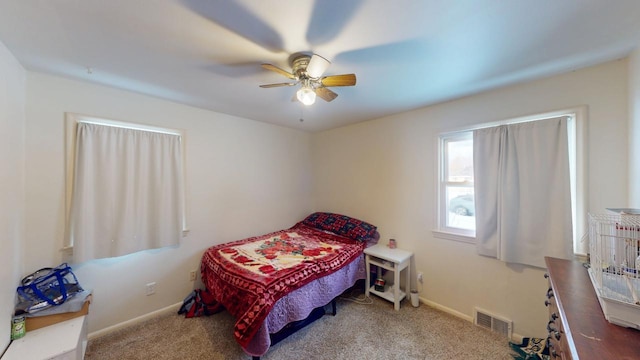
178, 289, 222, 318
509, 337, 550, 360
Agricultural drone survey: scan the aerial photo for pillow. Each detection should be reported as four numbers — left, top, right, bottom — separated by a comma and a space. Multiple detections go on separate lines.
302, 212, 377, 241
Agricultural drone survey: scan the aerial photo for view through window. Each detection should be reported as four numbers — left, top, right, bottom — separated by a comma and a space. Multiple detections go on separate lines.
441, 132, 475, 234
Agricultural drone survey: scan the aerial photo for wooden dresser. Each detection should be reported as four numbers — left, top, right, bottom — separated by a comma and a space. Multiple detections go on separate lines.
544, 257, 640, 359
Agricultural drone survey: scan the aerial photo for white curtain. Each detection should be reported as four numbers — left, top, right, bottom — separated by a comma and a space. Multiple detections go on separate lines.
69, 122, 184, 262
474, 117, 573, 268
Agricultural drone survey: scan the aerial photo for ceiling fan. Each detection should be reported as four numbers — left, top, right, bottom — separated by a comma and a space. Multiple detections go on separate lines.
259, 53, 356, 105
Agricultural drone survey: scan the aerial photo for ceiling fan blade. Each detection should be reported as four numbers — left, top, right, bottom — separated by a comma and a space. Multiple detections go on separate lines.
307, 54, 331, 78
306, 1, 364, 46
321, 74, 356, 87
183, 1, 284, 53
261, 63, 296, 79
259, 82, 297, 88
315, 87, 338, 102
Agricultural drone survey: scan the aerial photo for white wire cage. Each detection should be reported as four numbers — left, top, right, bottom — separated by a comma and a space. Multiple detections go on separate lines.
588, 212, 640, 329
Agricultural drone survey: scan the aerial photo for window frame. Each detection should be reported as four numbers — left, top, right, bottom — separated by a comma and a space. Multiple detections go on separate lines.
435, 131, 476, 242
63, 112, 189, 253
432, 107, 587, 255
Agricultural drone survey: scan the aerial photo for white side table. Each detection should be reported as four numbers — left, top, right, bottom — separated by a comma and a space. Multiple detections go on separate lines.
364, 244, 413, 310
3, 315, 87, 360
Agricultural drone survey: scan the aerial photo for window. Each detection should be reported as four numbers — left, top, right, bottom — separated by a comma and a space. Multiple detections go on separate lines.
437, 132, 475, 239
64, 113, 187, 262
434, 107, 586, 255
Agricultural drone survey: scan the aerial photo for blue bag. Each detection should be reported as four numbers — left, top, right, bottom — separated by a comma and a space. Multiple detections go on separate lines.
15, 263, 83, 314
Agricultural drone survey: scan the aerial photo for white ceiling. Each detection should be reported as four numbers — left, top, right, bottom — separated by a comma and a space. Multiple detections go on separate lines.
1, 1, 639, 132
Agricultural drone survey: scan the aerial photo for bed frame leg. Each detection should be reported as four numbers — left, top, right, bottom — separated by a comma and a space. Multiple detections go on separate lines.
329, 299, 336, 316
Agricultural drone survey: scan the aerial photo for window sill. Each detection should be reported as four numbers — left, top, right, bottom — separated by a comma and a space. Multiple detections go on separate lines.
432, 230, 475, 244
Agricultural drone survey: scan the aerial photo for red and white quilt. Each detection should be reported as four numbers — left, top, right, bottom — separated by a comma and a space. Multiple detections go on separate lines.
200, 222, 365, 348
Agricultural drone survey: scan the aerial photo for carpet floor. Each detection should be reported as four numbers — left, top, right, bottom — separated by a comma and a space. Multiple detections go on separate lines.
85, 292, 515, 359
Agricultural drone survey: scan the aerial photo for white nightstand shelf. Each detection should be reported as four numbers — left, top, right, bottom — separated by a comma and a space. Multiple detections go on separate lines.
364, 244, 413, 310
369, 284, 406, 304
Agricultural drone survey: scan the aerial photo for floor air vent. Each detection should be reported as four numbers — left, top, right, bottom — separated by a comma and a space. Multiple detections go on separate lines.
474, 307, 512, 339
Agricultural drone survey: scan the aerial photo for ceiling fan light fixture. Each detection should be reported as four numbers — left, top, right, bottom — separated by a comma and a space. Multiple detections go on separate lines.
296, 86, 316, 105
307, 54, 330, 78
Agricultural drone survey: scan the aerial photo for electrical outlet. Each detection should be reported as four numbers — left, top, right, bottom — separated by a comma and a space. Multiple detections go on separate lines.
189, 270, 197, 282
417, 272, 424, 283
146, 282, 156, 296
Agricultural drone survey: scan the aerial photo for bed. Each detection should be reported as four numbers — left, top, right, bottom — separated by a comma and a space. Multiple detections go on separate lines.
200, 212, 378, 358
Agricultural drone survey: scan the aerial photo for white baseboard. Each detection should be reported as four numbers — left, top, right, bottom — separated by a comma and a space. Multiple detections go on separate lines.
88, 302, 182, 340
421, 297, 473, 322
420, 296, 524, 342
510, 332, 524, 343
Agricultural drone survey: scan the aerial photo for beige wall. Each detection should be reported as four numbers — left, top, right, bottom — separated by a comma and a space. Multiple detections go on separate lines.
311, 59, 629, 338
630, 49, 640, 207
23, 73, 314, 333
0, 41, 26, 350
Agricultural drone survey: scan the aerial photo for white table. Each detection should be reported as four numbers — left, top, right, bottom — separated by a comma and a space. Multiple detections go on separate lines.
364, 244, 413, 310
3, 315, 87, 360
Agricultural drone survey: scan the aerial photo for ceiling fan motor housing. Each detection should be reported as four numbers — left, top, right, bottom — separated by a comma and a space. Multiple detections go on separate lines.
291, 55, 311, 79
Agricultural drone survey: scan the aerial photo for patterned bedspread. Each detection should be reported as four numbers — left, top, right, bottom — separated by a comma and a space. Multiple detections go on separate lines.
200, 222, 366, 349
